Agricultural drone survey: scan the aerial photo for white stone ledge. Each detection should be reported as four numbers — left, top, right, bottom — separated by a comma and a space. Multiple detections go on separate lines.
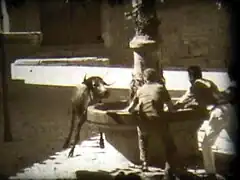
11, 62, 230, 91
14, 57, 109, 66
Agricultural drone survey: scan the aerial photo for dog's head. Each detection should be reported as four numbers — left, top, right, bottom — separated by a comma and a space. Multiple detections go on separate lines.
82, 75, 111, 99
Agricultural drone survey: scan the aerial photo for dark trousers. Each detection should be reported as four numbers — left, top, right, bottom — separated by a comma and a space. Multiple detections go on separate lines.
136, 115, 184, 171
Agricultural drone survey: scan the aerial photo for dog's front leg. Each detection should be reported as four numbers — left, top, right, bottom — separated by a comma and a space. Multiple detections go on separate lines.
97, 100, 105, 149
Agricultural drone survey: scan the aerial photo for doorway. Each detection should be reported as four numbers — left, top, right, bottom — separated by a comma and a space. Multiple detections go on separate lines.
40, 1, 102, 46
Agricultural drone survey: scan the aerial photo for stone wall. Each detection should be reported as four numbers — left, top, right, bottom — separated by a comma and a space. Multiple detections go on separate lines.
3, 0, 231, 70
2, 1, 41, 77
157, 1, 230, 69
101, 0, 231, 69
100, 1, 134, 67
9, 1, 40, 32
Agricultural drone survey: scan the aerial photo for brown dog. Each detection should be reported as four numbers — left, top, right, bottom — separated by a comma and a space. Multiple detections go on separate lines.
63, 75, 111, 157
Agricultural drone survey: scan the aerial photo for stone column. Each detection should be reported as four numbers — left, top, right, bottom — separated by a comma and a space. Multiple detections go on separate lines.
127, 0, 161, 100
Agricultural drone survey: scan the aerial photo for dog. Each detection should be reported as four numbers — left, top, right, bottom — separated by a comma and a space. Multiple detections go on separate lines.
63, 75, 111, 157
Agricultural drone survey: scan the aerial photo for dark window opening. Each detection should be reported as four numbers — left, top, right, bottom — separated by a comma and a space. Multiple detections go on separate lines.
40, 1, 103, 46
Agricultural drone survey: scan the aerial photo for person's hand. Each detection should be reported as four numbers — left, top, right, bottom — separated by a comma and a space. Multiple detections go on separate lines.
127, 106, 140, 116
208, 107, 224, 127
128, 107, 135, 113
207, 105, 215, 111
173, 102, 182, 110
164, 104, 168, 111
183, 101, 199, 110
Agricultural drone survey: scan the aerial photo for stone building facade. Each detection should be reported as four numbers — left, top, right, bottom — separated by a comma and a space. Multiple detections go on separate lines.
3, 0, 231, 69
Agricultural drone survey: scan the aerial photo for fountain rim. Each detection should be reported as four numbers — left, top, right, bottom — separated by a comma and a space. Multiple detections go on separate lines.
87, 100, 205, 115
87, 100, 136, 131
87, 100, 130, 115
86, 100, 209, 131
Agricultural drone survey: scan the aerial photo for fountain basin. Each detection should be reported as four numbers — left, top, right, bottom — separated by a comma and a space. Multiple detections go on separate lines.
87, 100, 208, 129
87, 100, 209, 167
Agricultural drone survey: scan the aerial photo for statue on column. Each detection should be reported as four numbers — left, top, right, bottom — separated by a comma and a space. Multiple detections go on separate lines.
126, 0, 161, 101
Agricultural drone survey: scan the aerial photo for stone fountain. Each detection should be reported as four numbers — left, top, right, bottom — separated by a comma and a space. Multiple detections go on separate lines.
86, 0, 209, 168
87, 101, 208, 167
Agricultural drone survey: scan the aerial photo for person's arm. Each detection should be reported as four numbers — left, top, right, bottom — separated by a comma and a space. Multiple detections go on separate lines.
161, 87, 176, 112
127, 96, 139, 113
174, 88, 194, 109
216, 86, 235, 105
165, 100, 175, 112
127, 90, 140, 113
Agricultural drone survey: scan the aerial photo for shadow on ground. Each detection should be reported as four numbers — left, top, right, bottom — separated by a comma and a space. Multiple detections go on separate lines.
0, 83, 99, 177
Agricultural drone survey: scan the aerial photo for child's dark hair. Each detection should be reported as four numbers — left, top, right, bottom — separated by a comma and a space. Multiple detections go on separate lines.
143, 68, 158, 82
187, 65, 202, 79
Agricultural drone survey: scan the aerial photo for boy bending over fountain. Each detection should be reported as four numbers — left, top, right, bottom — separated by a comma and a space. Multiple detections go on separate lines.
174, 65, 233, 179
127, 68, 187, 179
174, 66, 222, 110
200, 80, 237, 179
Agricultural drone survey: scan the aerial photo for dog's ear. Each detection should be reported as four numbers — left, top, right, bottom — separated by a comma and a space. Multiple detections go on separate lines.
82, 74, 87, 83
82, 74, 92, 88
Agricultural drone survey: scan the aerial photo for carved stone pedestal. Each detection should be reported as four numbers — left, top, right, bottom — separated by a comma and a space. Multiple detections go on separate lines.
127, 0, 160, 98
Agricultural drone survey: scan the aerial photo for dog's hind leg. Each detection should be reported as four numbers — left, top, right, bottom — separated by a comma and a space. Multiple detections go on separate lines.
68, 111, 86, 157
63, 108, 76, 149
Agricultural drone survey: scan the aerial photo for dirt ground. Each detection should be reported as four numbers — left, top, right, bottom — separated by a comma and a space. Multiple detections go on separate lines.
0, 82, 131, 177
0, 82, 95, 177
